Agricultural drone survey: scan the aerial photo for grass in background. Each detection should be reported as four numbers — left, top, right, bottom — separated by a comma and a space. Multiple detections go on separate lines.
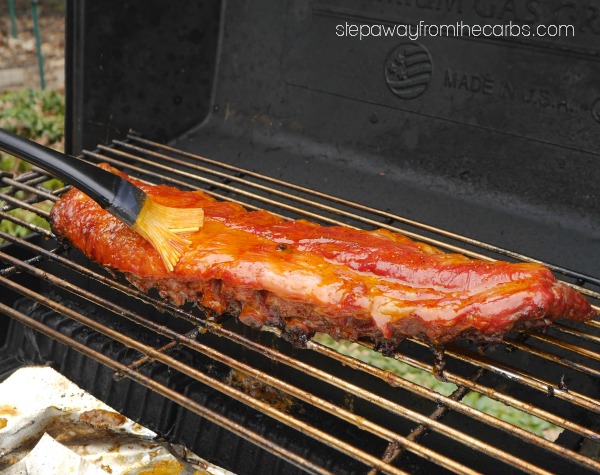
0, 89, 64, 145
0, 88, 65, 240
314, 334, 562, 440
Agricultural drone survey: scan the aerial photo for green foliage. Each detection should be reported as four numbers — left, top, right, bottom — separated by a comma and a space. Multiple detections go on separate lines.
2, 208, 51, 238
0, 89, 65, 239
0, 88, 65, 144
314, 334, 457, 395
314, 334, 560, 439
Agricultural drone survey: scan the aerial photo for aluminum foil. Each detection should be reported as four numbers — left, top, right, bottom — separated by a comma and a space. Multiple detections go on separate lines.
0, 366, 233, 474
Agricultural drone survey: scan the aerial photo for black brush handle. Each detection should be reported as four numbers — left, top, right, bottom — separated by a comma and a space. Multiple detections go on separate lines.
0, 128, 143, 223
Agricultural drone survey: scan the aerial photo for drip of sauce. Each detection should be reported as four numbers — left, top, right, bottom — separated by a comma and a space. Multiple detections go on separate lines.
430, 345, 447, 382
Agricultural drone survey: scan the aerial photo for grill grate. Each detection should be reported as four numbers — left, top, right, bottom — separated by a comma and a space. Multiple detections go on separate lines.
1, 136, 599, 474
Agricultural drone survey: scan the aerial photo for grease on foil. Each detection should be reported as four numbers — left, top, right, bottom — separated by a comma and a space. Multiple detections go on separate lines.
0, 366, 233, 475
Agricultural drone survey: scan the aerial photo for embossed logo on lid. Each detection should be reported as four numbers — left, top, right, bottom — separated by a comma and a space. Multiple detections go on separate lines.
384, 43, 433, 100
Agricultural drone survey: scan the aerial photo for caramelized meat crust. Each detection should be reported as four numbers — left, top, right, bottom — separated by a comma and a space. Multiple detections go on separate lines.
50, 165, 596, 346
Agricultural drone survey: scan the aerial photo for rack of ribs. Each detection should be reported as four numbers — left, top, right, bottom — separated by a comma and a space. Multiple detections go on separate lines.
50, 165, 596, 349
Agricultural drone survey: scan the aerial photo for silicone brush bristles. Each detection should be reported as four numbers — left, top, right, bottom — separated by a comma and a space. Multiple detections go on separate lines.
0, 129, 203, 271
132, 197, 204, 271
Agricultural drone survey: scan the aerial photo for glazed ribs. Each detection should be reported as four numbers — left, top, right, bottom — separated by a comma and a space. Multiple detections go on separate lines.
50, 165, 595, 347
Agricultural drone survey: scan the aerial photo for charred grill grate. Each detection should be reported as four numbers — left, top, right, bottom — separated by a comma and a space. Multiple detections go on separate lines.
1, 136, 599, 474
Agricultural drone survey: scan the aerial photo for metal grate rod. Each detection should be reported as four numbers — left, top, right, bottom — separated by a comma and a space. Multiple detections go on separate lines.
0, 300, 337, 475
311, 337, 600, 446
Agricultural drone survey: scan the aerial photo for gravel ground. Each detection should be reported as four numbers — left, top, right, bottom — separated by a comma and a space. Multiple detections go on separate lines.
0, 1, 65, 91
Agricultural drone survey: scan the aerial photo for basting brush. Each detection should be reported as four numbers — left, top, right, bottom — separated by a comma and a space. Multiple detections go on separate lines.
0, 128, 203, 271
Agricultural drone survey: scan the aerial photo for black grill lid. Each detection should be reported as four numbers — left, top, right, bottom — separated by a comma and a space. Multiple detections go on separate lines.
66, 0, 600, 278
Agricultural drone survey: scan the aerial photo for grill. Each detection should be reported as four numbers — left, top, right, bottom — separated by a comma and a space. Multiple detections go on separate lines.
1, 136, 599, 474
2, 0, 600, 473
